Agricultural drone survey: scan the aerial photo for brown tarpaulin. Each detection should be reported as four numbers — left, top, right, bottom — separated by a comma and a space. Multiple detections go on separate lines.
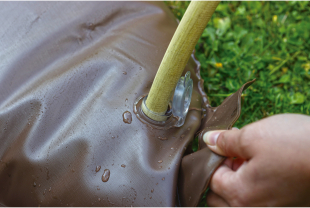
0, 2, 254, 206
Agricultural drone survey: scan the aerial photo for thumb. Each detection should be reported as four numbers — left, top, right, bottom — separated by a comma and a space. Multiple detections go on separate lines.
203, 129, 252, 159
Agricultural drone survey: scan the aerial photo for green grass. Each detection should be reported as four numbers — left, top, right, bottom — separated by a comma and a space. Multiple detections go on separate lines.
165, 1, 310, 129
165, 1, 310, 206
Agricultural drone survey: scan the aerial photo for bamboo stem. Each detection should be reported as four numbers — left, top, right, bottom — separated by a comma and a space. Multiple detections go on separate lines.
143, 1, 220, 121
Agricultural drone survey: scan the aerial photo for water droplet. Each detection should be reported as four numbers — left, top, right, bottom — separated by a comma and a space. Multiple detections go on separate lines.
96, 166, 101, 172
171, 147, 174, 150
162, 177, 165, 181
180, 135, 185, 139
121, 164, 126, 168
123, 71, 127, 75
97, 187, 100, 190
98, 198, 101, 201
122, 111, 132, 124
158, 136, 168, 141
151, 189, 154, 193
158, 160, 163, 163
125, 98, 128, 102
102, 169, 110, 182
33, 182, 36, 187
49, 187, 51, 192
187, 128, 191, 131
150, 196, 152, 199
111, 136, 115, 139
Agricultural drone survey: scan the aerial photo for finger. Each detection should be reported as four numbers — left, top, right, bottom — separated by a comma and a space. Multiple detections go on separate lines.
203, 130, 226, 155
210, 160, 251, 205
206, 190, 230, 207
209, 163, 234, 193
203, 129, 253, 159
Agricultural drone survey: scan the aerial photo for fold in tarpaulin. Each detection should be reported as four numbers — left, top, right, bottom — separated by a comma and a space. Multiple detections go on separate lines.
178, 79, 255, 207
0, 2, 254, 207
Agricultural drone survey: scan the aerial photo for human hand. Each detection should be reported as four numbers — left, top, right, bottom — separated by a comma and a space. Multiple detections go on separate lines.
203, 114, 310, 206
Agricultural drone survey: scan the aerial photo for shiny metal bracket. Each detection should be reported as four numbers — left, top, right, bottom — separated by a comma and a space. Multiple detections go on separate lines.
172, 71, 193, 127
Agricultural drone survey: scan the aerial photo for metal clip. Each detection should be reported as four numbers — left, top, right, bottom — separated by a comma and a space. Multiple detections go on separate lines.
172, 71, 193, 127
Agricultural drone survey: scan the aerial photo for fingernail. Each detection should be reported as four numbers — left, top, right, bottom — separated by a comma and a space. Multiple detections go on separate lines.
203, 131, 220, 146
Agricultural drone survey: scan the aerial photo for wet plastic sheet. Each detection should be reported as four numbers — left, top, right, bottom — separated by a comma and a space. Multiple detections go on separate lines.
0, 2, 254, 206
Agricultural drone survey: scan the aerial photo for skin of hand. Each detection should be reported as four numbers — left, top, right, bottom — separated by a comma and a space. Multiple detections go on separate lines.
203, 113, 310, 206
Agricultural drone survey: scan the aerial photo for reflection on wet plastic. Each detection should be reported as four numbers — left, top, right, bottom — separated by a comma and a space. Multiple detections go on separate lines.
102, 169, 110, 182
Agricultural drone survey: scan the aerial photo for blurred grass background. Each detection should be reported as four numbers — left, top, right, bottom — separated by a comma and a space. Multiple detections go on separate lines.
165, 1, 310, 206
165, 1, 310, 129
